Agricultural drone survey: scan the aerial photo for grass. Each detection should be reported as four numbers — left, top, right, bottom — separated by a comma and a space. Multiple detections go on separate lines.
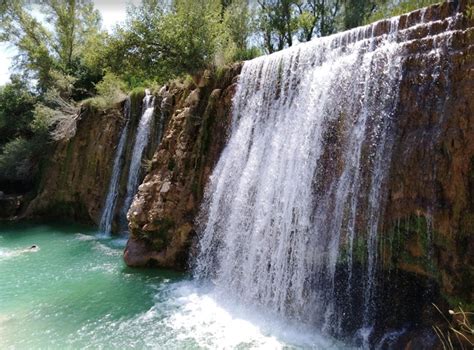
432, 304, 474, 349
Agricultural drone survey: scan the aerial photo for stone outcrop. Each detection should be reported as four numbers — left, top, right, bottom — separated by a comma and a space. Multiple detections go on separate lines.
125, 64, 241, 268
23, 88, 165, 228
319, 2, 474, 344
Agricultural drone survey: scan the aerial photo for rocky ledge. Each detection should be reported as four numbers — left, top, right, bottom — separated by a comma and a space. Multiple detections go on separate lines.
125, 64, 242, 268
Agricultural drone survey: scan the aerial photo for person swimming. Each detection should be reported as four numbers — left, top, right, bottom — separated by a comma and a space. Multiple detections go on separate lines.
21, 245, 39, 253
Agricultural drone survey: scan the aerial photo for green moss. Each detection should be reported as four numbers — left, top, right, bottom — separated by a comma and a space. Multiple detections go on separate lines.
167, 158, 176, 171
335, 214, 444, 274
466, 4, 474, 21
442, 294, 474, 310
183, 75, 195, 89
129, 87, 145, 101
353, 235, 368, 264
201, 113, 215, 156
214, 66, 229, 85
147, 218, 175, 242
80, 96, 110, 112
134, 218, 177, 251
60, 141, 75, 187
336, 232, 369, 266
383, 215, 449, 280
129, 87, 146, 120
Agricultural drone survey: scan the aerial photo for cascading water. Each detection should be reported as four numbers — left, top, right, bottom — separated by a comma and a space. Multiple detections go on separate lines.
122, 90, 155, 229
192, 11, 449, 345
99, 98, 131, 236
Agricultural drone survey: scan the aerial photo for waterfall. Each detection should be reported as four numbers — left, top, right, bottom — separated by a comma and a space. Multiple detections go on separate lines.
122, 90, 156, 228
193, 14, 423, 343
99, 98, 131, 236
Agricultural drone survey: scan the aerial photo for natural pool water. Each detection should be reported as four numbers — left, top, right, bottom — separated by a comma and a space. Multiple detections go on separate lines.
0, 222, 346, 349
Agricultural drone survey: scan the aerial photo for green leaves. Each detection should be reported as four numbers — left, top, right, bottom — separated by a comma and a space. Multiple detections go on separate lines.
0, 137, 33, 180
362, 0, 441, 26
0, 0, 106, 96
104, 0, 226, 85
0, 76, 37, 145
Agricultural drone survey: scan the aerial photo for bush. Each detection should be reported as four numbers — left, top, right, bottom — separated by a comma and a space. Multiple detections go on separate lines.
82, 72, 128, 111
232, 47, 263, 62
0, 138, 33, 181
95, 72, 128, 104
0, 76, 37, 145
33, 89, 79, 142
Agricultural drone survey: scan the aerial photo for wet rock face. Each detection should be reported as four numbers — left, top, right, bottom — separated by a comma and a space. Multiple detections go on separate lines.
382, 7, 474, 305
328, 3, 474, 341
125, 64, 242, 269
24, 104, 126, 225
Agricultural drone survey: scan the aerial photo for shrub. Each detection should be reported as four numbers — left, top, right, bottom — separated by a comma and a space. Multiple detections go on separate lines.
0, 138, 33, 181
81, 72, 128, 111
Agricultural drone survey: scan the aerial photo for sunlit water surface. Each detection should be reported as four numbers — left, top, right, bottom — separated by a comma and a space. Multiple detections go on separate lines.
0, 222, 347, 349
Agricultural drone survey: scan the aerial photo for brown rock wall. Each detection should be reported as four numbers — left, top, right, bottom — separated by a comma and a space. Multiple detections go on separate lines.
24, 103, 126, 224
125, 65, 242, 268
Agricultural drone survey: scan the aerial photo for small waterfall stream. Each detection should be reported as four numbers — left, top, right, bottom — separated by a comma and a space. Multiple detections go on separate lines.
122, 90, 156, 229
99, 98, 131, 236
195, 9, 460, 344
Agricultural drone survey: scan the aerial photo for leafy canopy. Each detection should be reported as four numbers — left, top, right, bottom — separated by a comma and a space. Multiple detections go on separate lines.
0, 0, 107, 98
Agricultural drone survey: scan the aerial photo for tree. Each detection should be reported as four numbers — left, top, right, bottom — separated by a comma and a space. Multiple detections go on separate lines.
223, 0, 254, 52
343, 0, 378, 29
294, 0, 342, 41
257, 0, 300, 53
0, 75, 37, 145
0, 0, 106, 98
105, 0, 224, 85
220, 0, 261, 62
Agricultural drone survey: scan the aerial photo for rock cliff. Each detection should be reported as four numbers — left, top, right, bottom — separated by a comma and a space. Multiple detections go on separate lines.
125, 65, 242, 268
382, 2, 474, 307
24, 103, 126, 224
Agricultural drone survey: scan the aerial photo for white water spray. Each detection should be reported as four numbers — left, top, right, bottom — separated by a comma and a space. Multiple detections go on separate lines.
99, 98, 131, 236
122, 90, 155, 229
195, 13, 412, 341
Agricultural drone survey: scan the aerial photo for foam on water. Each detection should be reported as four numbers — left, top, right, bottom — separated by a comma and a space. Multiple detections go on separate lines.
92, 241, 123, 257
160, 282, 347, 349
74, 233, 98, 241
71, 280, 349, 349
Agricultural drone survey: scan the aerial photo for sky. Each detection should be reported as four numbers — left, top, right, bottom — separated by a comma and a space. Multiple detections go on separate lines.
0, 0, 139, 86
